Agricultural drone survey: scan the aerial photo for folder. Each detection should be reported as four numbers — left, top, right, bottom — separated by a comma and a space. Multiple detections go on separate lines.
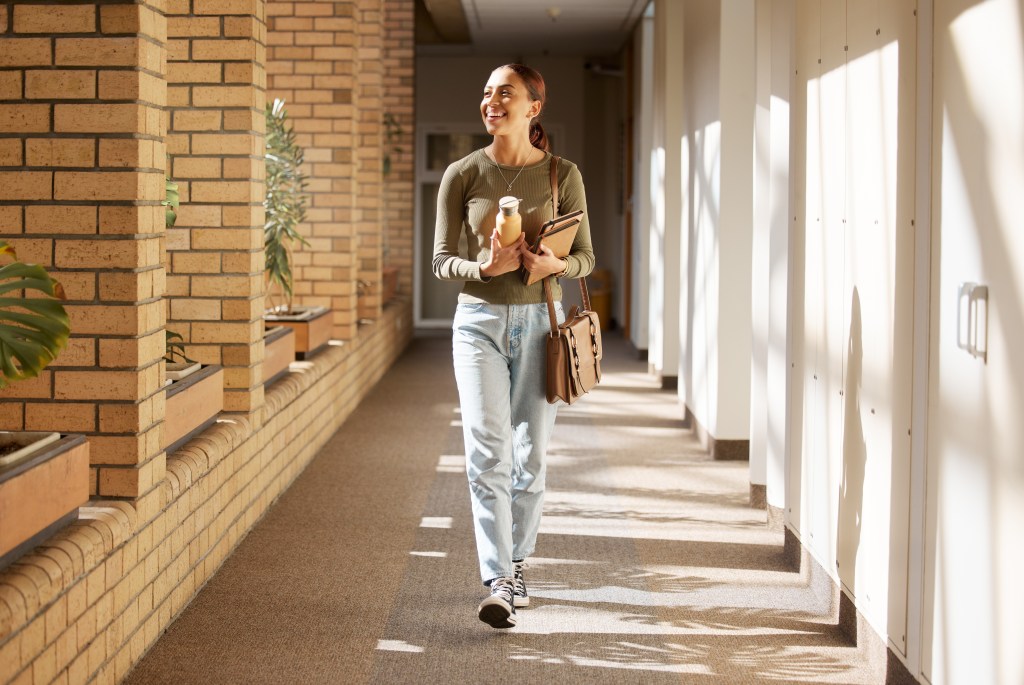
522, 210, 584, 286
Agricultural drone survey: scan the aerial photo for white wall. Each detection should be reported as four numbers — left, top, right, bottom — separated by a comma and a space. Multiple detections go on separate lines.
924, 1, 1024, 682
679, 0, 721, 430
672, 0, 754, 444
787, 0, 916, 658
630, 15, 654, 351
717, 0, 755, 440
751, 0, 795, 502
648, 0, 683, 382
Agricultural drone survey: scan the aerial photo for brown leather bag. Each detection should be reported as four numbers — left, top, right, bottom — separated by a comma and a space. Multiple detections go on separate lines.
542, 157, 602, 405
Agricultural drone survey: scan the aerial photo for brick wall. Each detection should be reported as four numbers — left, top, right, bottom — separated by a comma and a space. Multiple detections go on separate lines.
0, 1, 168, 507
0, 0, 417, 680
382, 0, 413, 297
0, 303, 413, 685
266, 0, 407, 340
164, 0, 267, 413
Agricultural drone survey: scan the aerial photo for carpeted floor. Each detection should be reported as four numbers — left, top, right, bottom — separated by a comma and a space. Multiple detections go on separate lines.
124, 332, 884, 684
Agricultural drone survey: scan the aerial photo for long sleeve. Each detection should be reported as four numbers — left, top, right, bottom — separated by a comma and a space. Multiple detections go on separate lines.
428, 148, 594, 305
556, 163, 595, 280
432, 163, 486, 282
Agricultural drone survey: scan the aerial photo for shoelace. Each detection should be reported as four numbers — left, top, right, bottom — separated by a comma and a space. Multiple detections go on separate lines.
491, 577, 515, 602
513, 561, 526, 595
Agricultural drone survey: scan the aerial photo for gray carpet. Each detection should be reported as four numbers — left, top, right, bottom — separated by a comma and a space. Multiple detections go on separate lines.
124, 332, 883, 684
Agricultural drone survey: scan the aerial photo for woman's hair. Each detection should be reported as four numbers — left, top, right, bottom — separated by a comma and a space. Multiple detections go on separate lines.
497, 63, 550, 152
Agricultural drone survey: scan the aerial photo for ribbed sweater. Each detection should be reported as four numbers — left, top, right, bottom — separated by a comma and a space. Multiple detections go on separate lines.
432, 148, 595, 304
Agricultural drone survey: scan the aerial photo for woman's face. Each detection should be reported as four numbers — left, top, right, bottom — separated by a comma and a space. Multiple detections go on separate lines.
480, 67, 541, 139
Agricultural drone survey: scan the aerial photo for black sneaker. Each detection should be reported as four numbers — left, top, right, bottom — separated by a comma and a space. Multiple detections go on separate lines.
512, 560, 529, 608
478, 577, 517, 628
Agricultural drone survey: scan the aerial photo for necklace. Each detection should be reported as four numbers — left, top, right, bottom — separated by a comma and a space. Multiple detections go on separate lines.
489, 149, 533, 193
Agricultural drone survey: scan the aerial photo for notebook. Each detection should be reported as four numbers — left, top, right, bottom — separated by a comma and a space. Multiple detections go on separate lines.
522, 210, 584, 286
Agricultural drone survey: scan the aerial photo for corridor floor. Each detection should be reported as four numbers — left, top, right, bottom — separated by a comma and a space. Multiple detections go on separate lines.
124, 332, 883, 684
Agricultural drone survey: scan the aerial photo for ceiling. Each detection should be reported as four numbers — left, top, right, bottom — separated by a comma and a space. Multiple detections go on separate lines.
416, 0, 649, 57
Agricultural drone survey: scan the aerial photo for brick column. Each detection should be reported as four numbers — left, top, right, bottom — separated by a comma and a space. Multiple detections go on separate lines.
382, 0, 413, 297
165, 0, 266, 412
354, 0, 383, 322
0, 1, 167, 516
267, 0, 392, 340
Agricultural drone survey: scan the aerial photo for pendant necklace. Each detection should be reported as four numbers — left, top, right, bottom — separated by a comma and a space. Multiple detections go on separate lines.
491, 150, 532, 193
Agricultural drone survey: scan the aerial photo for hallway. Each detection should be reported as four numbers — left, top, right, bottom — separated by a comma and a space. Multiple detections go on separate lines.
123, 333, 882, 684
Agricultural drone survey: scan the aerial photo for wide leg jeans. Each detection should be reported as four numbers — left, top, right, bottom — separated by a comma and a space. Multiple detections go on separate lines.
452, 302, 561, 584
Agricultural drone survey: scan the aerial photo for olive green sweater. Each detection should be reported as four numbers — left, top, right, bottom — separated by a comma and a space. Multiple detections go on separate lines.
432, 148, 595, 304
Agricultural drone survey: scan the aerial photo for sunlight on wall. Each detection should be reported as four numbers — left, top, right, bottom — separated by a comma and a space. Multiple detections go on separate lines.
649, 145, 667, 369
795, 9, 914, 648
928, 1, 1024, 681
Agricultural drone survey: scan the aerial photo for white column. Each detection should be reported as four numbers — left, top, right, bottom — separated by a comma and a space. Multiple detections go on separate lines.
650, 0, 683, 384
767, 0, 794, 511
718, 0, 755, 440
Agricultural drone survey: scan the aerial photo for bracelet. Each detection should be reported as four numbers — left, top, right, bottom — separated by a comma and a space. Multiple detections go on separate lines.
558, 259, 569, 278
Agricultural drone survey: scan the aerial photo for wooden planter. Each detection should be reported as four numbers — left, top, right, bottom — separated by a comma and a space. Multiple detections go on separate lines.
0, 434, 89, 572
264, 305, 331, 359
382, 266, 400, 303
264, 325, 295, 387
164, 364, 223, 453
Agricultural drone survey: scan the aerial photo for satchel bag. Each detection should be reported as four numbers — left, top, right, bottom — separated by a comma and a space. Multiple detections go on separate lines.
542, 157, 603, 405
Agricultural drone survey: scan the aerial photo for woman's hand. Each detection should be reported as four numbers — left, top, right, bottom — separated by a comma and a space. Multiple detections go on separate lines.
480, 230, 525, 278
520, 242, 566, 282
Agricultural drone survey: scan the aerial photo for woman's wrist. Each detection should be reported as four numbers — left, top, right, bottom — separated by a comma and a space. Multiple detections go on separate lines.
557, 259, 569, 277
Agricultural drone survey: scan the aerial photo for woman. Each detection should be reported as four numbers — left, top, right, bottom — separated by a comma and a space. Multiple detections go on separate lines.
432, 64, 595, 629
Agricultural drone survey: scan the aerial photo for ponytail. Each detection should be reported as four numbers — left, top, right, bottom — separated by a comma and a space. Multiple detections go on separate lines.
529, 121, 550, 152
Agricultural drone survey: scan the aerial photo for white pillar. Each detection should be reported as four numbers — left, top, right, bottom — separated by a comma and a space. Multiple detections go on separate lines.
718, 0, 755, 442
650, 0, 683, 384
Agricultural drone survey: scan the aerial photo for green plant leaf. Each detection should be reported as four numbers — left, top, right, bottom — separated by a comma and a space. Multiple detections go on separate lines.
162, 177, 180, 228
265, 98, 310, 313
0, 245, 70, 388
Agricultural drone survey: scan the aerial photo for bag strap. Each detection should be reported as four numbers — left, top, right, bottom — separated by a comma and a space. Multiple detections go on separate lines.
544, 156, 592, 335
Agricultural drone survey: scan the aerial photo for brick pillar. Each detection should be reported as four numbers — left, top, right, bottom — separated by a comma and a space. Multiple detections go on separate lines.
382, 0, 413, 297
267, 0, 392, 341
0, 1, 168, 516
165, 0, 266, 412
354, 0, 383, 322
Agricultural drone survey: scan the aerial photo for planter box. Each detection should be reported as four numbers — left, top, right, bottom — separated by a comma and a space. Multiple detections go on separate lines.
166, 361, 201, 382
164, 364, 223, 453
264, 305, 331, 359
383, 265, 400, 303
264, 325, 295, 387
0, 434, 89, 572
0, 431, 60, 468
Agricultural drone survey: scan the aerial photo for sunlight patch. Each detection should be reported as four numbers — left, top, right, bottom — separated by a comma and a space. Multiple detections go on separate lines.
410, 550, 447, 557
420, 516, 453, 528
436, 454, 464, 473
376, 640, 424, 653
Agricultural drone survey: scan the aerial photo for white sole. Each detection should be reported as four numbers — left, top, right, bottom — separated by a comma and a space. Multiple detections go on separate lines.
513, 595, 529, 608
478, 597, 517, 628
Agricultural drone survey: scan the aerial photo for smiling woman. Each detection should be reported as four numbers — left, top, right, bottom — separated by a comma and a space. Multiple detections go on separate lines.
431, 63, 595, 630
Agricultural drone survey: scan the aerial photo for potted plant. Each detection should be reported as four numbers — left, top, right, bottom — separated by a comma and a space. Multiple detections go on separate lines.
162, 327, 223, 452
0, 240, 89, 570
164, 329, 200, 382
264, 98, 330, 358
159, 174, 224, 452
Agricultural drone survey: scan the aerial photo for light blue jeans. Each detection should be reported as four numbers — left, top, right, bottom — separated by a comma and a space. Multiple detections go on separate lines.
452, 302, 562, 584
